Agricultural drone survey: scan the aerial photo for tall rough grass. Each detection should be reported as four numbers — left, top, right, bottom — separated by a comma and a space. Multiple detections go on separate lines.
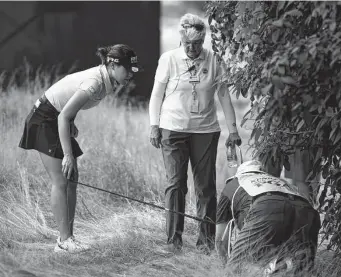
0, 65, 339, 277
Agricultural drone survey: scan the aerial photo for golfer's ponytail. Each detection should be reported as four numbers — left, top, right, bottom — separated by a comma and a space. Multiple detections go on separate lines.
96, 47, 110, 65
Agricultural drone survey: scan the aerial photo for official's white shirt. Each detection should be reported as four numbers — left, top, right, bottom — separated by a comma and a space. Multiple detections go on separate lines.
153, 47, 227, 133
45, 65, 116, 112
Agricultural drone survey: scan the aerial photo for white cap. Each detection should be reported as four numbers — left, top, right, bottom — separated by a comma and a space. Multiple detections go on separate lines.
225, 160, 265, 184
236, 160, 265, 176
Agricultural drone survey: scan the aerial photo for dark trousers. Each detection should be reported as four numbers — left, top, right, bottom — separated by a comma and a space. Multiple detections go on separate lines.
229, 193, 321, 273
160, 129, 220, 247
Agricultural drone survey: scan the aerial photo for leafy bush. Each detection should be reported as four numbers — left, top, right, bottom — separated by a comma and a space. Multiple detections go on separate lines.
204, 1, 341, 252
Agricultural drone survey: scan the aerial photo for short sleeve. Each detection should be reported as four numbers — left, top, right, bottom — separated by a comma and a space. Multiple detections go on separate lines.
215, 56, 229, 83
79, 78, 102, 100
154, 53, 170, 84
216, 194, 232, 224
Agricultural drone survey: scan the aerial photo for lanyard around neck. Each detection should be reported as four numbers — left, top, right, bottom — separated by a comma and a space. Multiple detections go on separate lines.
185, 59, 199, 93
185, 59, 198, 76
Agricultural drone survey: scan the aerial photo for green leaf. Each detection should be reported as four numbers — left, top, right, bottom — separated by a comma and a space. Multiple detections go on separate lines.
330, 22, 337, 32
272, 29, 280, 43
241, 87, 248, 97
292, 102, 301, 111
283, 21, 293, 28
241, 117, 248, 128
272, 19, 284, 27
261, 84, 273, 95
255, 128, 262, 142
298, 52, 308, 64
235, 32, 242, 42
271, 75, 285, 90
326, 107, 335, 117
289, 136, 296, 145
237, 2, 246, 14
271, 146, 278, 163
208, 14, 213, 25
317, 117, 329, 132
303, 110, 313, 124
277, 1, 286, 14
302, 94, 312, 105
212, 34, 219, 41
314, 147, 323, 164
322, 164, 329, 179
277, 65, 285, 75
290, 59, 297, 67
296, 119, 305, 131
284, 9, 303, 18
334, 132, 341, 144
330, 127, 338, 140
308, 46, 317, 58
281, 76, 297, 86
283, 156, 291, 171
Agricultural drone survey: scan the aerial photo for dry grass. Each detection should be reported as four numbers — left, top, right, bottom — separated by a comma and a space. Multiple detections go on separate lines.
0, 66, 339, 277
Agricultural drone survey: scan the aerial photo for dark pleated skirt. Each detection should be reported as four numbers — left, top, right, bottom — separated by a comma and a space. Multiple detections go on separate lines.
18, 94, 83, 159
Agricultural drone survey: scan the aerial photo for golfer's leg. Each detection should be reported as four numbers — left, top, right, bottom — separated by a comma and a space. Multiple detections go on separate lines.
190, 132, 220, 248
161, 129, 190, 244
67, 159, 78, 236
39, 152, 71, 241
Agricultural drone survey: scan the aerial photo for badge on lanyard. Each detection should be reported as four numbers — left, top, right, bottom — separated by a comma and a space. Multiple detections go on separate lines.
189, 75, 200, 84
191, 97, 199, 113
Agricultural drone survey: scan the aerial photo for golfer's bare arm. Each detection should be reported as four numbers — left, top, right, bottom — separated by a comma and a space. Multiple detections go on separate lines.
58, 90, 92, 157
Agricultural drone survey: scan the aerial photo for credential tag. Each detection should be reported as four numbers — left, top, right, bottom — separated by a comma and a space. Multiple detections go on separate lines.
190, 98, 199, 113
189, 75, 200, 84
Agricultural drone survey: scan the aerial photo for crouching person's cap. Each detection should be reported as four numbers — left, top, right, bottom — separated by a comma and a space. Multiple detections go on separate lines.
236, 160, 265, 176
225, 160, 266, 184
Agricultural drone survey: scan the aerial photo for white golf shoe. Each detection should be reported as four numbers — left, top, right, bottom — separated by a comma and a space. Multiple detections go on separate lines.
54, 236, 90, 253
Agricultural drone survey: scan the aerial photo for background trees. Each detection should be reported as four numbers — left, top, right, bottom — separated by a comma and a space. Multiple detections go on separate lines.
204, 1, 341, 252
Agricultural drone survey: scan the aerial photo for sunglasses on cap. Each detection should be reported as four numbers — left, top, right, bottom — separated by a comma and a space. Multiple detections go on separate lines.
181, 23, 204, 32
107, 56, 142, 73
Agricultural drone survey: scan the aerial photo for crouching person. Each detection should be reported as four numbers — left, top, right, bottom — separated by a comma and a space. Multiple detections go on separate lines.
215, 160, 321, 275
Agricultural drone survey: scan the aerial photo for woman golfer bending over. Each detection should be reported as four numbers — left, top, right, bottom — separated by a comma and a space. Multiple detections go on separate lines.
19, 44, 142, 253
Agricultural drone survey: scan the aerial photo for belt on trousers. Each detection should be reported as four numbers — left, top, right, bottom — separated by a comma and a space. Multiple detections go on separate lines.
34, 94, 48, 109
254, 191, 309, 204
39, 94, 48, 104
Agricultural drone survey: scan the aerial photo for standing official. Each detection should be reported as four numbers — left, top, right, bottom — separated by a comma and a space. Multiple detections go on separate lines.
149, 13, 241, 253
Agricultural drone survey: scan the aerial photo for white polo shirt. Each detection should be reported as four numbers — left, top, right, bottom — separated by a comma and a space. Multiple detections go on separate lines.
154, 47, 227, 133
45, 65, 116, 112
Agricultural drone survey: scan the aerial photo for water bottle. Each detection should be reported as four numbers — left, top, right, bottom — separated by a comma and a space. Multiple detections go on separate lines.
226, 142, 238, 168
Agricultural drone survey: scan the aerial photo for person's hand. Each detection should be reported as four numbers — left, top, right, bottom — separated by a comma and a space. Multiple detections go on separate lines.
62, 153, 77, 180
226, 132, 242, 147
70, 122, 78, 138
149, 125, 161, 148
